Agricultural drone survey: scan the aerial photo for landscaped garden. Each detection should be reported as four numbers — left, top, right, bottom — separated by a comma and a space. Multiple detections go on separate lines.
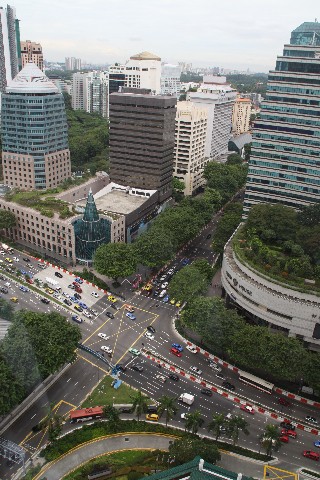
5, 189, 75, 219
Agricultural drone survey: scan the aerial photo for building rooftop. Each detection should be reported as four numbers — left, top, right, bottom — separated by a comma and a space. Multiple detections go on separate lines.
6, 62, 59, 94
130, 51, 161, 61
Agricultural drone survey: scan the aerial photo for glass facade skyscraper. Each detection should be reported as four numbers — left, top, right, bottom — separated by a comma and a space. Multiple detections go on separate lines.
243, 22, 320, 216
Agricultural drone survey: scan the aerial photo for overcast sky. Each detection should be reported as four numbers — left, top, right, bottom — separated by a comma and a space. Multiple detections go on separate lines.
11, 0, 320, 72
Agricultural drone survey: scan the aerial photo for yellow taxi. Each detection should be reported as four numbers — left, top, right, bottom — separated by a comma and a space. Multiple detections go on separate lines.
5, 257, 12, 263
142, 284, 152, 291
45, 288, 54, 294
176, 300, 182, 307
10, 297, 18, 303
108, 295, 117, 303
124, 304, 134, 312
170, 298, 176, 305
146, 413, 159, 422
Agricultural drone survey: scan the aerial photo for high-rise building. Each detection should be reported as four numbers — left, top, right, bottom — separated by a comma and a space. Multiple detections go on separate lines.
161, 63, 181, 97
188, 76, 237, 160
108, 64, 126, 94
85, 71, 108, 117
1, 62, 71, 190
0, 4, 20, 93
21, 40, 43, 71
109, 90, 176, 202
125, 51, 161, 93
243, 21, 320, 216
71, 71, 86, 110
232, 97, 252, 135
174, 101, 208, 195
65, 57, 81, 71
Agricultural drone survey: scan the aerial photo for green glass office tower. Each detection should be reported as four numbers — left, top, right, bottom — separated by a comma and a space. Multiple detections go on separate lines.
243, 22, 320, 216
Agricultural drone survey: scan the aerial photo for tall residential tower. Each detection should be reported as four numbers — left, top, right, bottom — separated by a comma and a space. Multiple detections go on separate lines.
21, 40, 43, 70
244, 22, 320, 215
0, 4, 20, 93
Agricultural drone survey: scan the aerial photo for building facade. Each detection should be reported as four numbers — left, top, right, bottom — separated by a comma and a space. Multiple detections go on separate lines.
161, 63, 181, 97
65, 57, 81, 71
188, 76, 237, 160
85, 71, 108, 117
232, 97, 251, 135
0, 4, 20, 93
174, 101, 208, 195
20, 40, 43, 70
109, 90, 176, 203
1, 62, 71, 190
125, 51, 161, 94
71, 72, 86, 110
244, 22, 320, 216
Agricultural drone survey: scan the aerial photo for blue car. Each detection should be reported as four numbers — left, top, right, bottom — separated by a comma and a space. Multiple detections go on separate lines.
314, 440, 320, 448
78, 301, 87, 309
75, 277, 83, 284
182, 258, 190, 266
163, 295, 169, 303
126, 312, 136, 320
20, 269, 27, 275
20, 286, 29, 292
27, 272, 33, 278
172, 343, 183, 352
70, 296, 78, 303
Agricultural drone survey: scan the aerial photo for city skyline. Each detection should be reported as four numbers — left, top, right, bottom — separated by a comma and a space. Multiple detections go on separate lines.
10, 0, 320, 72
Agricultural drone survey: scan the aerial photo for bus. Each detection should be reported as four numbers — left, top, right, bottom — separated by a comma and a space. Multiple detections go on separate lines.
238, 371, 274, 394
69, 406, 103, 423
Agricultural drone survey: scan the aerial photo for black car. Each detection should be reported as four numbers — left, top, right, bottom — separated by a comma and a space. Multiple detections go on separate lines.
306, 416, 318, 424
23, 257, 30, 262
201, 388, 213, 396
147, 325, 156, 333
206, 234, 212, 239
0, 287, 8, 294
64, 299, 72, 306
106, 311, 114, 319
216, 373, 226, 381
0, 275, 5, 280
41, 298, 50, 304
55, 272, 63, 278
169, 373, 179, 381
280, 421, 295, 430
131, 364, 144, 372
74, 292, 81, 300
111, 303, 118, 310
222, 381, 235, 391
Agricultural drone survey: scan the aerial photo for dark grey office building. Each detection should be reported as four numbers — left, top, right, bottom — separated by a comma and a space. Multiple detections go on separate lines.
109, 91, 176, 202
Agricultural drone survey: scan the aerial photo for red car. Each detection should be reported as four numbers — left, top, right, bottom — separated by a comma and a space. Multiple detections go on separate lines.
26, 278, 34, 284
281, 429, 296, 439
278, 397, 291, 407
240, 405, 255, 414
170, 347, 182, 357
303, 450, 319, 461
279, 435, 289, 443
75, 286, 82, 293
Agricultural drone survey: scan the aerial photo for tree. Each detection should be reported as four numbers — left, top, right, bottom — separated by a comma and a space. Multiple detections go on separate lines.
39, 402, 63, 444
227, 416, 249, 445
212, 205, 242, 253
226, 153, 243, 165
207, 413, 226, 441
245, 204, 298, 243
172, 177, 185, 201
130, 390, 148, 421
192, 259, 215, 283
261, 424, 281, 456
244, 142, 251, 161
0, 298, 14, 321
157, 395, 178, 426
184, 410, 204, 434
94, 243, 137, 281
168, 266, 208, 303
103, 404, 120, 430
0, 210, 16, 229
0, 354, 24, 414
134, 230, 174, 268
169, 437, 220, 465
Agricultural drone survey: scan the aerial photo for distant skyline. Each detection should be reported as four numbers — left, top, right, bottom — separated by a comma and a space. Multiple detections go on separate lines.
10, 0, 320, 72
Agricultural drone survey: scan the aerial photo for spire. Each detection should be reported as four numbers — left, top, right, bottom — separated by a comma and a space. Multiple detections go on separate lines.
82, 189, 99, 223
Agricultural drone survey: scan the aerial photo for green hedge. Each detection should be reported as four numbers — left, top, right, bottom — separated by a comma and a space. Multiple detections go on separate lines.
73, 269, 109, 291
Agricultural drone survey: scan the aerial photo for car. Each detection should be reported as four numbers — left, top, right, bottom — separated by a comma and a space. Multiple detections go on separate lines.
98, 333, 110, 340
0, 287, 8, 294
281, 429, 296, 438
169, 373, 179, 381
12, 256, 19, 261
5, 257, 12, 263
208, 360, 222, 372
163, 295, 169, 303
142, 284, 152, 292
278, 397, 291, 407
240, 405, 255, 414
186, 345, 198, 354
129, 348, 140, 356
53, 294, 62, 300
63, 292, 71, 298
132, 364, 144, 372
74, 285, 82, 293
106, 311, 114, 319
314, 440, 320, 448
19, 286, 29, 292
90, 309, 98, 316
303, 450, 319, 461
55, 272, 63, 278
159, 290, 166, 298
181, 412, 188, 420
222, 381, 236, 391
45, 288, 54, 294
108, 295, 117, 303
279, 435, 289, 443
68, 284, 75, 290
23, 257, 30, 262
70, 296, 78, 303
74, 277, 83, 284
216, 372, 226, 380
172, 343, 183, 352
170, 347, 182, 357
41, 298, 50, 304
74, 292, 81, 300
280, 421, 295, 430
206, 234, 212, 239
71, 315, 82, 323
101, 346, 112, 354
161, 282, 168, 289
83, 310, 93, 318
190, 366, 202, 376
4, 282, 11, 287
170, 298, 176, 305
175, 300, 182, 307
126, 312, 136, 320
156, 374, 166, 383
78, 302, 88, 309
74, 305, 83, 312
63, 299, 71, 306
10, 297, 18, 303
26, 278, 34, 284
91, 292, 99, 298
168, 269, 175, 275
201, 388, 213, 396
124, 304, 135, 312
147, 325, 156, 333
159, 275, 167, 282
20, 269, 27, 275
182, 258, 190, 265
146, 413, 159, 422
111, 303, 119, 310
145, 331, 154, 340
306, 416, 318, 424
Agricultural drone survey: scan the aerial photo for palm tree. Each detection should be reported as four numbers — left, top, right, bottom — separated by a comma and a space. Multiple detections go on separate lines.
207, 413, 226, 441
130, 390, 149, 421
184, 410, 204, 434
261, 424, 281, 456
157, 395, 178, 426
103, 404, 120, 431
227, 415, 249, 445
39, 402, 63, 444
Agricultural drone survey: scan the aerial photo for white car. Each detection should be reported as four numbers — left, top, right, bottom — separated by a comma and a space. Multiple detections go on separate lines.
90, 309, 98, 316
208, 360, 222, 372
91, 292, 99, 298
161, 282, 169, 289
186, 345, 198, 354
159, 290, 166, 298
4, 282, 11, 287
156, 374, 166, 383
53, 293, 61, 299
189, 366, 202, 376
145, 331, 154, 340
83, 310, 93, 318
181, 412, 188, 420
13, 257, 19, 262
101, 345, 112, 354
98, 333, 110, 340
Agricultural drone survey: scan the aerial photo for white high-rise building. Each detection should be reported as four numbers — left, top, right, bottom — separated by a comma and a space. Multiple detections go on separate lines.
71, 72, 86, 110
174, 101, 208, 195
188, 76, 237, 160
161, 63, 181, 97
85, 71, 109, 117
65, 57, 82, 71
123, 51, 161, 94
232, 97, 252, 135
0, 4, 20, 93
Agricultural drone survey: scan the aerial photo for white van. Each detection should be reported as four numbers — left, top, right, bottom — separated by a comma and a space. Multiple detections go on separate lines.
159, 290, 166, 298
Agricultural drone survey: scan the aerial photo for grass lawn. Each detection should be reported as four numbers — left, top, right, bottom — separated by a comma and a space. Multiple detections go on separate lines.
81, 376, 145, 408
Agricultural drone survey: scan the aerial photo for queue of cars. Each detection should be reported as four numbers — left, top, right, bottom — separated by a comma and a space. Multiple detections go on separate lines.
142, 266, 182, 306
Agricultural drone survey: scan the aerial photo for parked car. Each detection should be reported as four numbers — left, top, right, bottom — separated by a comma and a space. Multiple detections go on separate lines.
55, 272, 63, 278
23, 257, 30, 262
78, 302, 88, 309
64, 299, 72, 306
147, 325, 156, 333
74, 277, 83, 284
146, 414, 159, 422
91, 292, 99, 298
280, 421, 295, 430
41, 298, 50, 304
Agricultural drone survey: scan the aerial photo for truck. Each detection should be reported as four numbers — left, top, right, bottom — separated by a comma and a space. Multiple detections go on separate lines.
178, 393, 194, 405
1, 243, 13, 254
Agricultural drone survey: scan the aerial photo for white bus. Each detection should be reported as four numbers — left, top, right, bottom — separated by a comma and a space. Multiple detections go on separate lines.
238, 371, 274, 394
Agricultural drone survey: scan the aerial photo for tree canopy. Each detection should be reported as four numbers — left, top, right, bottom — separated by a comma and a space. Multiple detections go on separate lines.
94, 243, 137, 281
0, 210, 16, 229
169, 437, 220, 465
